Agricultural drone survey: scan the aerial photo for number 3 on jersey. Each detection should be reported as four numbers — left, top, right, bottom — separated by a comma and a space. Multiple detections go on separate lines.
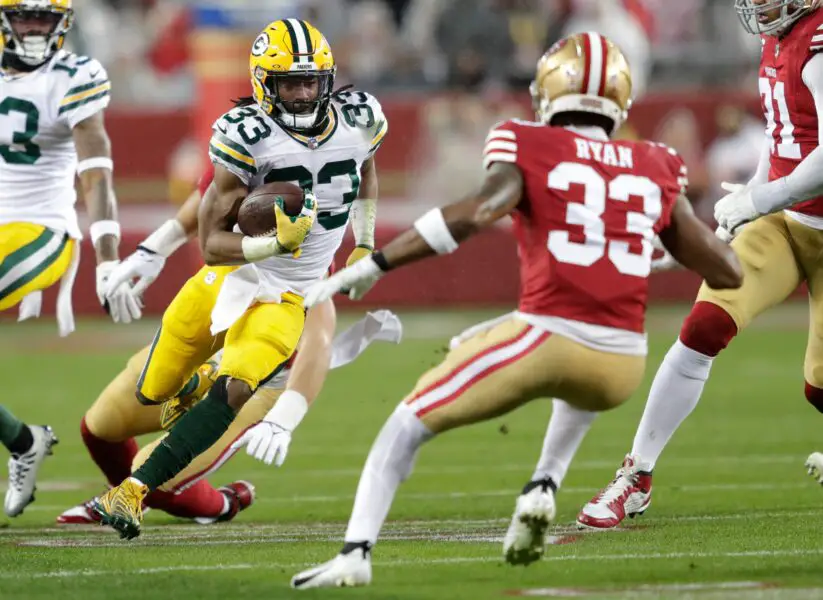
547, 162, 662, 278
760, 78, 801, 159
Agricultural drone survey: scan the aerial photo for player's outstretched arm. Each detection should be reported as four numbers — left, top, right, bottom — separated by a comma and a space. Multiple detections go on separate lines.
199, 165, 255, 265
73, 112, 141, 323
303, 163, 522, 307
660, 195, 743, 290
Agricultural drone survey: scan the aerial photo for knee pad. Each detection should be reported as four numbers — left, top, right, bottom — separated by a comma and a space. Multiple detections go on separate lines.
679, 302, 738, 357
805, 382, 823, 413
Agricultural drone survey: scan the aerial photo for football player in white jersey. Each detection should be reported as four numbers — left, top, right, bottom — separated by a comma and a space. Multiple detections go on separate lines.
0, 0, 139, 518
93, 18, 387, 540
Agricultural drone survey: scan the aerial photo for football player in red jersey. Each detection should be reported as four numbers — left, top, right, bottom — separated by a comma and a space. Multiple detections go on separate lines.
288, 33, 742, 589
578, 0, 823, 531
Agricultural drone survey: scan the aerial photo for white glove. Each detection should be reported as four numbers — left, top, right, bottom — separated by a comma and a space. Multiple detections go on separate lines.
650, 237, 680, 272
230, 390, 309, 467
104, 247, 166, 298
96, 261, 142, 324
714, 225, 736, 243
231, 421, 292, 466
714, 181, 759, 235
304, 256, 384, 308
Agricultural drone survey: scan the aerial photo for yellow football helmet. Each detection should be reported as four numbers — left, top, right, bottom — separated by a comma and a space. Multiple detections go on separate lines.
0, 0, 73, 67
249, 18, 335, 132
530, 32, 632, 135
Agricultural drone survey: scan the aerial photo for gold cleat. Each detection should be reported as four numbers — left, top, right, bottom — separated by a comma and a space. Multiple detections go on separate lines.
92, 479, 148, 540
160, 359, 219, 430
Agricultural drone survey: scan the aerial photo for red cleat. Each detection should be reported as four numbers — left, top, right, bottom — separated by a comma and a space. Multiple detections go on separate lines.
194, 481, 255, 525
577, 455, 652, 530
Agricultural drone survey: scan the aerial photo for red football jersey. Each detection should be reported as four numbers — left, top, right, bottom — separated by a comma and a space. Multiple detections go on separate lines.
483, 121, 684, 333
760, 9, 823, 217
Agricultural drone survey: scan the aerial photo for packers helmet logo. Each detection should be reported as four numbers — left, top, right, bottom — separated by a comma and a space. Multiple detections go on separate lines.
251, 32, 270, 57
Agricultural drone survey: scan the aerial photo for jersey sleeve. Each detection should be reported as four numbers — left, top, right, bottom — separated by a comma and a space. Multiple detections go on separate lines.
651, 143, 689, 234
482, 121, 519, 170
364, 93, 388, 160
208, 108, 259, 185
57, 56, 111, 128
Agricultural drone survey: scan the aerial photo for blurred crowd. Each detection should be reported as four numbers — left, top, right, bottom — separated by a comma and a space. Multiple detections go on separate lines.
66, 0, 761, 106
63, 0, 767, 216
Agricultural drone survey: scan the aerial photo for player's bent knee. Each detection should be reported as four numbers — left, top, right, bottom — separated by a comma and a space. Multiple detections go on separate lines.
805, 382, 823, 413
679, 301, 738, 357
226, 378, 253, 412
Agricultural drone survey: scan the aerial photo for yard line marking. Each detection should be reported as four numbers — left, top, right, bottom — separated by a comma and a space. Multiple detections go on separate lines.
5, 548, 823, 579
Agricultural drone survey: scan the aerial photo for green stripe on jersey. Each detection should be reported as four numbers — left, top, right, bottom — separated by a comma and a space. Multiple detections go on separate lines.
209, 144, 256, 175
0, 228, 56, 282
58, 90, 110, 115
213, 132, 254, 161
64, 79, 108, 98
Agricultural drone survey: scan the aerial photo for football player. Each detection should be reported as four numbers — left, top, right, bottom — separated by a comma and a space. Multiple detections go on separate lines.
579, 0, 823, 529
0, 0, 139, 518
58, 169, 401, 525
289, 33, 742, 588
93, 18, 387, 540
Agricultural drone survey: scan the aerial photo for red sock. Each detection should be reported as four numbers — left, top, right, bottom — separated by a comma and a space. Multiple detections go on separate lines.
80, 417, 138, 487
145, 480, 226, 519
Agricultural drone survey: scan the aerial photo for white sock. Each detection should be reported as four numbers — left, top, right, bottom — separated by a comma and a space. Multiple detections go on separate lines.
631, 339, 714, 471
531, 399, 596, 488
344, 404, 433, 545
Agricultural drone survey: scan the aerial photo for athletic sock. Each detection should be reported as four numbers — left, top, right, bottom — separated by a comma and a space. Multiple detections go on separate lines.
531, 399, 596, 489
145, 480, 226, 519
631, 339, 714, 471
80, 417, 138, 486
132, 383, 235, 491
344, 405, 433, 545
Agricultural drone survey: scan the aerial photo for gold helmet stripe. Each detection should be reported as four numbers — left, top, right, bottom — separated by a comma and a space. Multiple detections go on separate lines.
582, 32, 608, 97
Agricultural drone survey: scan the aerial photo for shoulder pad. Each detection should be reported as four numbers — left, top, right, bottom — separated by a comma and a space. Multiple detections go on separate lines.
333, 90, 387, 156
210, 105, 273, 183
56, 54, 111, 126
645, 141, 688, 195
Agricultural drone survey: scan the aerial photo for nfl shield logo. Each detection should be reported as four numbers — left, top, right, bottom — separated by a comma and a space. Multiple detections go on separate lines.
308, 137, 318, 149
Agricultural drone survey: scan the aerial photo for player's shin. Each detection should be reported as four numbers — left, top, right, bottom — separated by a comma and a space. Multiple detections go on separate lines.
131, 376, 236, 491
531, 399, 596, 489
344, 404, 433, 545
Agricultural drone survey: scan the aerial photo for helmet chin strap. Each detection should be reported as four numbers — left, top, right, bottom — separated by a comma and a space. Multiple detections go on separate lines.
1, 47, 46, 72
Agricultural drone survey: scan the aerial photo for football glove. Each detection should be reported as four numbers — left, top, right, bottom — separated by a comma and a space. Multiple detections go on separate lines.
304, 255, 384, 307
104, 247, 166, 298
97, 261, 142, 324
342, 245, 376, 299
274, 190, 317, 258
714, 181, 759, 235
232, 421, 292, 467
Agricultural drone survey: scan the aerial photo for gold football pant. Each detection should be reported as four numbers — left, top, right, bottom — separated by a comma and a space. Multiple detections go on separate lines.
697, 213, 823, 387
136, 266, 305, 403
84, 344, 283, 492
0, 223, 74, 311
403, 318, 646, 434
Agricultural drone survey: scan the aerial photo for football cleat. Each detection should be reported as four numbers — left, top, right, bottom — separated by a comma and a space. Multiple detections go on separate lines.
503, 479, 557, 566
193, 480, 256, 525
577, 455, 652, 530
57, 498, 152, 525
805, 452, 823, 485
160, 359, 219, 430
4, 425, 58, 517
92, 478, 148, 540
291, 542, 373, 589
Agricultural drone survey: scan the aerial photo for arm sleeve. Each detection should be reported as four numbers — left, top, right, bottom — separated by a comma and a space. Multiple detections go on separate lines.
208, 114, 257, 185
59, 58, 111, 128
747, 135, 772, 188
751, 53, 823, 212
482, 122, 518, 170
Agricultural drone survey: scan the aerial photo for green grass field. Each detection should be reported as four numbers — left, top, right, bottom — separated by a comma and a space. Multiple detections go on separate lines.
2, 305, 823, 599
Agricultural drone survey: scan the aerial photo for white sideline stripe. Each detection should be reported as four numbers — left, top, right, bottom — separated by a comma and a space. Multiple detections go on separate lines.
6, 548, 823, 580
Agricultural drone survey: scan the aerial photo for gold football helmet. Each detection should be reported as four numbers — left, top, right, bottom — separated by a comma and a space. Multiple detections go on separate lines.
530, 32, 632, 135
0, 0, 73, 67
249, 18, 335, 132
735, 0, 820, 35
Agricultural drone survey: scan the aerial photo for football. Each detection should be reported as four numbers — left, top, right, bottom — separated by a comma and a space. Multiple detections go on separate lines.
237, 182, 305, 237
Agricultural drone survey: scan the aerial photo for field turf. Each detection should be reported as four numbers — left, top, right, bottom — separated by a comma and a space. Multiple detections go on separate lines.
2, 305, 823, 599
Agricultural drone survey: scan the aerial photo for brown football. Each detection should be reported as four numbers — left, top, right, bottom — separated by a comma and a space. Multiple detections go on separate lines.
237, 182, 305, 237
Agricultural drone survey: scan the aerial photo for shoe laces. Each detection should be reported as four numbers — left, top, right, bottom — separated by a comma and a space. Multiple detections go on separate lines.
594, 462, 641, 505
7, 452, 35, 492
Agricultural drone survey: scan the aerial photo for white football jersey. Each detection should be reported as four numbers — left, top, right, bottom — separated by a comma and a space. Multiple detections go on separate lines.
209, 90, 387, 296
0, 50, 110, 239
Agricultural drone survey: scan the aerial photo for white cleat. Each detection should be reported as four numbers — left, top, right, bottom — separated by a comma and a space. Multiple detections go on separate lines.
503, 481, 557, 566
291, 543, 373, 589
805, 452, 823, 485
577, 454, 652, 530
4, 425, 58, 517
